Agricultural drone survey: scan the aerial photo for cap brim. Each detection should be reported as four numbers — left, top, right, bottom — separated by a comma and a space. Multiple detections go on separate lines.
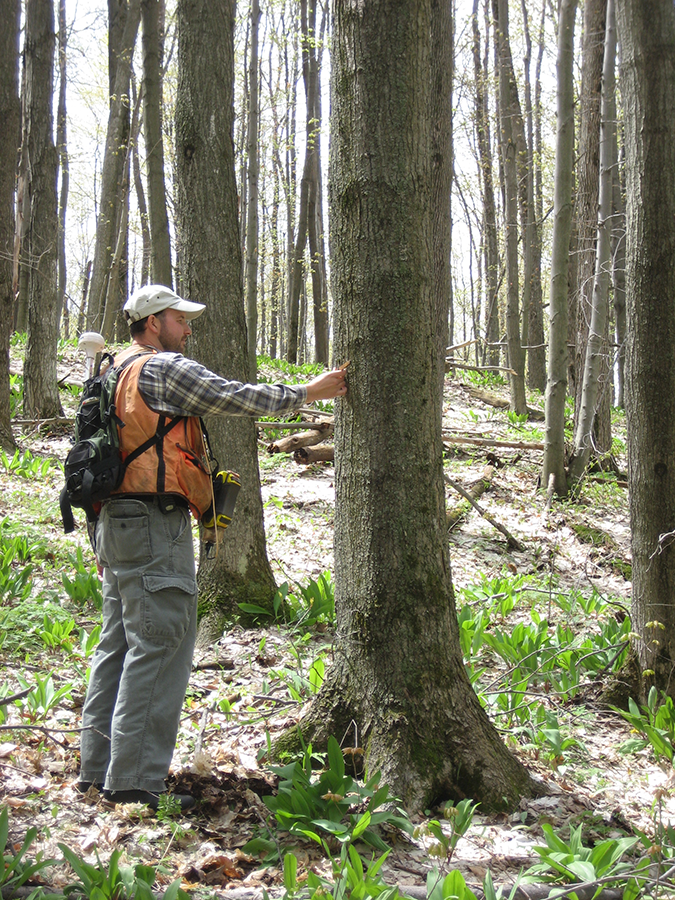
169, 298, 206, 321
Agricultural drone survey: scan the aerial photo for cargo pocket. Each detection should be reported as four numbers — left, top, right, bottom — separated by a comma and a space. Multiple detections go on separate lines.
141, 573, 197, 646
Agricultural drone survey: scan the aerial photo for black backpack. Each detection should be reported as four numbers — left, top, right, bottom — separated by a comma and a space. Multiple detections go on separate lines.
60, 350, 183, 533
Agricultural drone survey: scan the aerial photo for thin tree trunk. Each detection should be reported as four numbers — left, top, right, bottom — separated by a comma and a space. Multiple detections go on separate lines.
142, 0, 172, 286
568, 0, 615, 487
542, 0, 577, 497
521, 0, 546, 392
0, 0, 20, 450
495, 0, 526, 414
23, 0, 62, 420
571, 0, 607, 426
472, 0, 499, 368
245, 0, 260, 379
612, 155, 626, 408
56, 0, 69, 339
87, 0, 141, 334
131, 72, 151, 287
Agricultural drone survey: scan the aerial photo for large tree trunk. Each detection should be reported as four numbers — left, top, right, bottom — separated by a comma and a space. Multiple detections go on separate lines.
568, 0, 616, 487
88, 0, 140, 335
175, 0, 277, 637
542, 0, 578, 498
616, 0, 675, 701
289, 0, 539, 813
0, 0, 19, 450
141, 0, 172, 286
23, 0, 62, 420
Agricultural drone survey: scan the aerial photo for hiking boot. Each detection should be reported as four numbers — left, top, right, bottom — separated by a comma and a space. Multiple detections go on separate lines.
103, 789, 195, 812
76, 781, 104, 794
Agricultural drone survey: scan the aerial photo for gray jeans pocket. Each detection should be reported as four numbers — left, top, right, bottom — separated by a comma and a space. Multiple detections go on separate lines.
141, 573, 197, 645
98, 500, 152, 567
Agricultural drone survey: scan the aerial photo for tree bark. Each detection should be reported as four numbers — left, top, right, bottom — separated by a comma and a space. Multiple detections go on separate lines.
175, 0, 278, 635
471, 0, 499, 368
23, 0, 62, 420
288, 0, 540, 813
141, 0, 172, 286
56, 0, 68, 339
0, 0, 20, 450
244, 0, 260, 379
542, 0, 577, 498
568, 0, 616, 487
431, 0, 453, 381
616, 0, 675, 700
88, 0, 140, 335
494, 0, 526, 415
571, 0, 612, 455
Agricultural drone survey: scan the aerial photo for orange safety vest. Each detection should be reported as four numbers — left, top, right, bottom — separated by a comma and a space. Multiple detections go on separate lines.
110, 345, 213, 518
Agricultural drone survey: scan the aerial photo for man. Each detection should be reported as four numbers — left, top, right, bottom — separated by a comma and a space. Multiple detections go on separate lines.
77, 284, 347, 811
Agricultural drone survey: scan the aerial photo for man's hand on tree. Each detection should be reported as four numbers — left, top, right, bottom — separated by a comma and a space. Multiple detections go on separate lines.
305, 366, 348, 402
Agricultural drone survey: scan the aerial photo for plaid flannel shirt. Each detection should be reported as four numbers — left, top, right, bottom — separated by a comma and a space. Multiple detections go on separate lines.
137, 351, 307, 418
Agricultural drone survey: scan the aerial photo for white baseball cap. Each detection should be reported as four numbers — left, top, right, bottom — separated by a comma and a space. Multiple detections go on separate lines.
123, 284, 206, 323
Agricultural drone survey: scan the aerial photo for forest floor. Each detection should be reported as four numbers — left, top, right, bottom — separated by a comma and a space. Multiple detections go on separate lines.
2, 344, 673, 899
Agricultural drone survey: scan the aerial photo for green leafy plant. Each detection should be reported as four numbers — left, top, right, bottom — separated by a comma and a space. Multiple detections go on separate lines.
523, 823, 641, 892
60, 844, 189, 900
616, 686, 675, 764
426, 868, 481, 900
38, 613, 77, 652
62, 548, 103, 610
15, 673, 73, 722
258, 736, 412, 854
415, 799, 479, 862
0, 448, 59, 480
0, 806, 56, 895
9, 374, 23, 418
241, 572, 335, 630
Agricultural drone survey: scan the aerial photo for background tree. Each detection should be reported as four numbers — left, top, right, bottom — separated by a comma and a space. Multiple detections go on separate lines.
22, 0, 61, 420
568, 0, 616, 487
175, 0, 278, 634
494, 0, 526, 414
288, 0, 539, 812
56, 0, 69, 338
616, 0, 675, 700
571, 0, 613, 459
471, 0, 500, 368
141, 0, 172, 286
87, 0, 140, 335
542, 0, 577, 498
244, 0, 260, 378
0, 0, 20, 450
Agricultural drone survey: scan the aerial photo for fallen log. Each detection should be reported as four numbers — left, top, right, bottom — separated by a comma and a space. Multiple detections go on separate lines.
465, 385, 545, 421
442, 433, 544, 451
256, 415, 334, 431
268, 422, 334, 454
293, 444, 335, 464
446, 465, 495, 529
444, 472, 525, 552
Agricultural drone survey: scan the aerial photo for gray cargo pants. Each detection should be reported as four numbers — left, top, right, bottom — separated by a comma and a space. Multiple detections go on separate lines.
79, 495, 197, 792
